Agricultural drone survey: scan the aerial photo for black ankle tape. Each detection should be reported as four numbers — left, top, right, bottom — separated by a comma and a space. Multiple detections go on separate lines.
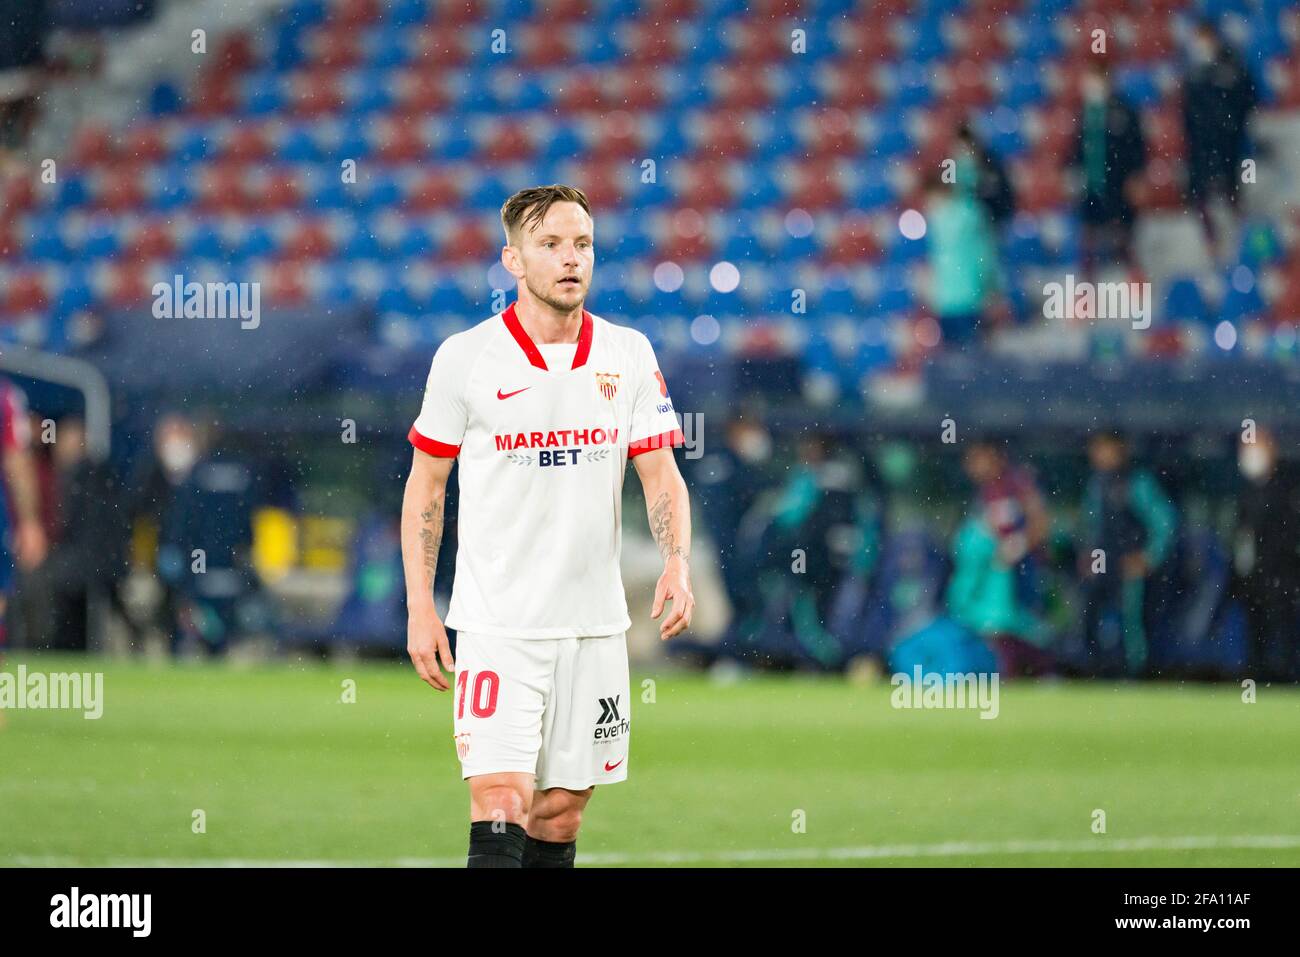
467, 820, 526, 868
522, 835, 577, 868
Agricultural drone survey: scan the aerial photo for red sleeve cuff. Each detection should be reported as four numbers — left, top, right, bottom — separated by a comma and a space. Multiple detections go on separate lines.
627, 428, 684, 458
409, 426, 460, 458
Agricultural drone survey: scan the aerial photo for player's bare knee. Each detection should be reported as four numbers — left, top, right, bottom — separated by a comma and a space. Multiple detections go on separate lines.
470, 782, 530, 825
530, 789, 591, 840
532, 805, 583, 841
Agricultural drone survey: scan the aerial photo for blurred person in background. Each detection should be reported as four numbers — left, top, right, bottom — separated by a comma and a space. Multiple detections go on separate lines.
955, 121, 1016, 231
129, 413, 199, 650
752, 431, 878, 668
1230, 428, 1300, 683
133, 413, 256, 656
0, 0, 51, 178
1182, 18, 1258, 261
687, 412, 778, 657
15, 417, 120, 651
160, 421, 256, 657
1072, 58, 1147, 280
924, 169, 1000, 348
0, 378, 48, 652
951, 439, 1053, 675
1077, 431, 1177, 678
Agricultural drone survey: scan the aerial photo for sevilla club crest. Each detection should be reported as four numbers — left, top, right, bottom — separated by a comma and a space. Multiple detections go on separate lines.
595, 372, 621, 401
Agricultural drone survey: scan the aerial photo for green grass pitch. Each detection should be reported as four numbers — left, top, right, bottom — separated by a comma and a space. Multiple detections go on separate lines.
2, 653, 1298, 867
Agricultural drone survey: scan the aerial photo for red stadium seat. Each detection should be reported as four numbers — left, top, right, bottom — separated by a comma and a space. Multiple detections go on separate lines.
252, 168, 304, 210
1123, 13, 1176, 63
676, 159, 735, 209
121, 125, 170, 164
539, 0, 593, 19
410, 26, 472, 66
477, 121, 533, 164
124, 221, 177, 261
377, 119, 430, 163
786, 158, 846, 210
436, 218, 497, 263
394, 70, 450, 115
728, 20, 794, 65
70, 124, 117, 168
948, 11, 1011, 60
189, 76, 239, 117
291, 74, 344, 117
280, 220, 334, 262
105, 262, 150, 308
518, 24, 579, 68
804, 107, 861, 158
835, 23, 897, 63
333, 0, 381, 27
555, 68, 608, 113
4, 272, 48, 314
622, 23, 680, 65
821, 60, 882, 108
197, 163, 253, 213
708, 65, 773, 110
310, 28, 365, 70
564, 160, 623, 210
428, 0, 488, 26
96, 167, 146, 212
1014, 158, 1068, 213
224, 124, 272, 162
942, 58, 995, 108
1025, 103, 1079, 163
2, 174, 36, 217
619, 66, 666, 110
406, 171, 462, 212
823, 212, 882, 265
688, 110, 753, 159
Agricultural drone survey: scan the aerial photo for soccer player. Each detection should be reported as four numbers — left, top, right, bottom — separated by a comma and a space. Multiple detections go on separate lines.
0, 377, 48, 726
400, 185, 694, 868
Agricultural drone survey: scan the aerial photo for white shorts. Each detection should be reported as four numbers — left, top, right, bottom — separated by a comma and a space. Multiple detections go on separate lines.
451, 631, 630, 790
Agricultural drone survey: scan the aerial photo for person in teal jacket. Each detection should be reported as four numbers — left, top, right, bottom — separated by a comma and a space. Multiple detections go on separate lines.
924, 166, 1001, 347
1077, 431, 1178, 677
946, 514, 1053, 677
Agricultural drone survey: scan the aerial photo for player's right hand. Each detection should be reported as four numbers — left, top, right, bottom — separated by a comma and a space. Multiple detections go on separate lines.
407, 610, 455, 691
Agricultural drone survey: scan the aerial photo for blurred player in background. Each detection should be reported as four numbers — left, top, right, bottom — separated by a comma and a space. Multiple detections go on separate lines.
1077, 431, 1177, 678
1231, 428, 1300, 683
0, 376, 48, 726
401, 185, 694, 867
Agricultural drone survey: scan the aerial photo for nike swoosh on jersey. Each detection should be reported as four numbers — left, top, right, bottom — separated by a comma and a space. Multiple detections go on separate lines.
604, 758, 624, 771
496, 386, 531, 399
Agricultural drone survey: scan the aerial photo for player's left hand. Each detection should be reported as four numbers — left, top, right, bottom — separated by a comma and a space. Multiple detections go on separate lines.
651, 556, 693, 640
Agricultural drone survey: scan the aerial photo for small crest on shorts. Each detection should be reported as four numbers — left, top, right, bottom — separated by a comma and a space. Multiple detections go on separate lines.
454, 732, 471, 760
595, 372, 620, 401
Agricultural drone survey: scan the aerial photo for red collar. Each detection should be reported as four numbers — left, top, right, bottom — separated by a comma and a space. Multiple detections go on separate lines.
501, 302, 593, 371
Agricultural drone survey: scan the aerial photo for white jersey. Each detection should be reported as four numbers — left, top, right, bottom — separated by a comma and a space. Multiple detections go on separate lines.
409, 302, 683, 638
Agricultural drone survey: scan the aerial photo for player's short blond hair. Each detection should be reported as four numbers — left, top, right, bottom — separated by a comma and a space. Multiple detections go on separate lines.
500, 184, 591, 245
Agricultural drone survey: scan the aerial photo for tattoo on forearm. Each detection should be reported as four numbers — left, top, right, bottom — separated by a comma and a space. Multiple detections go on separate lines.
419, 500, 444, 595
649, 491, 688, 563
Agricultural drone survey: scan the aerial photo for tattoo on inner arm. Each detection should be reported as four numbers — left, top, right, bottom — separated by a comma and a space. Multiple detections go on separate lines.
649, 491, 688, 563
419, 500, 444, 596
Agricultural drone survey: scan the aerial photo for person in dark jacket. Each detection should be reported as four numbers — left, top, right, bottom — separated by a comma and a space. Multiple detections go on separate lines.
1072, 58, 1147, 280
955, 121, 1016, 229
16, 417, 121, 650
1231, 428, 1300, 682
1182, 19, 1258, 259
1077, 431, 1177, 678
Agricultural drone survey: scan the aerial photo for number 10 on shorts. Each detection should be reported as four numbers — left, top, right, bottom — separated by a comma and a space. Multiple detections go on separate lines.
457, 670, 499, 719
